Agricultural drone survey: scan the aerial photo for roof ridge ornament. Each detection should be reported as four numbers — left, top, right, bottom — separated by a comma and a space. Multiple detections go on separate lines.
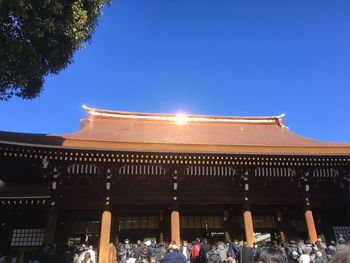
82, 105, 288, 127
276, 113, 288, 129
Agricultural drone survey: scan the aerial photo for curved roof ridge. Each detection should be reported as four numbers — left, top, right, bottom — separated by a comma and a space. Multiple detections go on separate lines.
82, 105, 287, 127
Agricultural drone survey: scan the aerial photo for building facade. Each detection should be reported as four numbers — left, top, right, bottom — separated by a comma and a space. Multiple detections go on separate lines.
1, 106, 350, 263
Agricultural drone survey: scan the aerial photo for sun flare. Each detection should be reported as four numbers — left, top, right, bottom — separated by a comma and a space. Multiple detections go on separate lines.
175, 113, 189, 125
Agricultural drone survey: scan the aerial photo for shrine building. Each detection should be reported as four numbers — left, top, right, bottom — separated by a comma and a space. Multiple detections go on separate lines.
1, 106, 350, 263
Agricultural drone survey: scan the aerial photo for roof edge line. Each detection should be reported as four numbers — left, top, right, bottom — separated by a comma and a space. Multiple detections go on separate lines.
2, 140, 350, 154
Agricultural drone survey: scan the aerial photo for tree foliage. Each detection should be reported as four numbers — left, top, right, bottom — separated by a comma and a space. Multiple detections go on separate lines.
0, 0, 110, 100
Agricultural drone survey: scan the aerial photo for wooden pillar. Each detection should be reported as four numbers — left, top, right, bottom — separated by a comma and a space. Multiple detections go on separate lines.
242, 170, 254, 247
159, 232, 164, 243
99, 210, 112, 263
305, 209, 317, 244
0, 210, 12, 251
276, 209, 292, 243
159, 210, 165, 243
346, 193, 350, 225
99, 169, 113, 263
243, 210, 254, 248
302, 170, 317, 244
171, 210, 181, 246
55, 213, 67, 246
44, 166, 60, 244
170, 170, 180, 245
44, 204, 58, 244
276, 210, 286, 243
223, 210, 231, 242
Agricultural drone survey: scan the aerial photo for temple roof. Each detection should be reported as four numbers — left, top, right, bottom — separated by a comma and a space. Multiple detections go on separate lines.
1, 106, 350, 154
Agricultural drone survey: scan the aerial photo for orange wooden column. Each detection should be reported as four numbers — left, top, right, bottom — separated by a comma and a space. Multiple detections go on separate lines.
171, 210, 181, 246
243, 210, 254, 248
171, 171, 180, 246
304, 209, 317, 244
242, 172, 254, 248
302, 172, 317, 244
99, 211, 112, 263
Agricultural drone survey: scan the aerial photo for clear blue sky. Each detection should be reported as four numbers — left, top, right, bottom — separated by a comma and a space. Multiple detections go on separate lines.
1, 0, 350, 143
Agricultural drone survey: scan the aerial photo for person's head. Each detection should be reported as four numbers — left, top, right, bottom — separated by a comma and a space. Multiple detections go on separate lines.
167, 243, 178, 253
329, 245, 350, 263
183, 240, 188, 246
257, 246, 287, 263
302, 247, 309, 254
84, 252, 91, 261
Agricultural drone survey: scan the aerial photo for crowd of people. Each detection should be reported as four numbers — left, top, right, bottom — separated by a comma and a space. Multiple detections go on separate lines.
113, 237, 350, 263
21, 235, 349, 263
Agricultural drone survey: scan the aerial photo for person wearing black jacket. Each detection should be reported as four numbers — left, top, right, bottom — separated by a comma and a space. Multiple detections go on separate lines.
152, 244, 166, 262
140, 243, 151, 262
241, 242, 253, 263
133, 241, 142, 262
199, 239, 210, 263
162, 244, 186, 263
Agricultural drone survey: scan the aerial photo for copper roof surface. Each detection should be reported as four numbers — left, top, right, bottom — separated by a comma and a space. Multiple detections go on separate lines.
1, 106, 350, 154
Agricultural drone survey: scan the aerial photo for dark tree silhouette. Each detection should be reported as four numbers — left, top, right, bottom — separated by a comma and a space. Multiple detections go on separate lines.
0, 0, 110, 100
